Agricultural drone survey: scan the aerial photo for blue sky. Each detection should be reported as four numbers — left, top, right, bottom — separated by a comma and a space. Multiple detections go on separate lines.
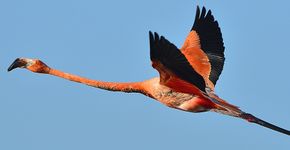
1, 0, 290, 149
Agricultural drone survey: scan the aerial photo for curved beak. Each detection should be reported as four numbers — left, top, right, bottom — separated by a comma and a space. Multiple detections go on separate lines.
7, 58, 27, 72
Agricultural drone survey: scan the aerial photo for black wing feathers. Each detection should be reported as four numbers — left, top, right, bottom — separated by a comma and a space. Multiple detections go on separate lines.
149, 31, 206, 92
192, 6, 225, 85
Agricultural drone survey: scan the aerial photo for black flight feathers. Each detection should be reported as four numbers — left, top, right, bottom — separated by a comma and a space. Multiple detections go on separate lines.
149, 6, 225, 91
192, 6, 225, 85
149, 31, 206, 92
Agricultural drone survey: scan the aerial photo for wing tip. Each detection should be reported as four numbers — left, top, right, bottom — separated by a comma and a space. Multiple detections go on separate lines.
149, 31, 153, 36
149, 31, 161, 40
192, 6, 215, 29
150, 31, 164, 61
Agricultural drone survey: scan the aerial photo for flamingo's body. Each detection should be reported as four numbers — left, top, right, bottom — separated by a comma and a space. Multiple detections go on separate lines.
8, 6, 290, 136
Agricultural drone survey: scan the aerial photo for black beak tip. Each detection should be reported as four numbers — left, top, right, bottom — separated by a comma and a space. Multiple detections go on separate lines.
7, 58, 21, 72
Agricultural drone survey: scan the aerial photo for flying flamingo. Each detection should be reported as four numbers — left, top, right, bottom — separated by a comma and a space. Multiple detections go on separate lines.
8, 6, 290, 136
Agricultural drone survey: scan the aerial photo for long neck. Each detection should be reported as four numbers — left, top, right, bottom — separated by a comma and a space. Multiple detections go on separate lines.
48, 68, 145, 93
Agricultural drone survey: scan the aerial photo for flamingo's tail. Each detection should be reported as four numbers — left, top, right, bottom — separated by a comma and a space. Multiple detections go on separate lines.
207, 93, 242, 117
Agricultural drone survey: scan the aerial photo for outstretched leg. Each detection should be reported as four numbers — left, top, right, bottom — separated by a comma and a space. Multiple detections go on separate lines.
240, 113, 290, 136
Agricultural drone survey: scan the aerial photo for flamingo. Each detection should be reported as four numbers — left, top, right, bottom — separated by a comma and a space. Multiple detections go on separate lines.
8, 6, 290, 136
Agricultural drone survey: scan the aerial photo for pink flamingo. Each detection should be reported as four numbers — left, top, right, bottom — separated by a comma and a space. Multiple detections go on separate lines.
8, 6, 290, 136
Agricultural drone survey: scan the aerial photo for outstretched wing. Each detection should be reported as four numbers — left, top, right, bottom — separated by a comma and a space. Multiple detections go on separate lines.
149, 31, 206, 93
181, 6, 225, 88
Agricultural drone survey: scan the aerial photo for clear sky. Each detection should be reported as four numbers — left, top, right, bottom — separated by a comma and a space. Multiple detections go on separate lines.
1, 0, 290, 149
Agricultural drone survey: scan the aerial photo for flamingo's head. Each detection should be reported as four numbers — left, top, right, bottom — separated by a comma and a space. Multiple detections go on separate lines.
8, 58, 50, 73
